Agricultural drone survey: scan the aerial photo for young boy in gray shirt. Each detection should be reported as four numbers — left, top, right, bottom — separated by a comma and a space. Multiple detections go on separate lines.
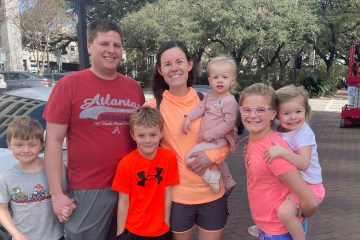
0, 116, 69, 240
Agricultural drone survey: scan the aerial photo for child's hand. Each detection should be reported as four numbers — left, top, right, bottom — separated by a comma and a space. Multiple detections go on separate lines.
60, 205, 74, 222
12, 232, 28, 240
182, 116, 192, 135
52, 194, 76, 222
264, 142, 286, 164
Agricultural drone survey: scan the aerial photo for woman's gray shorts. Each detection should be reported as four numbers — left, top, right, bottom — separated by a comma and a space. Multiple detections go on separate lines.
170, 194, 228, 232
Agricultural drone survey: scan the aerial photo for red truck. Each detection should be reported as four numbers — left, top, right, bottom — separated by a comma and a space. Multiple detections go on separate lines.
340, 44, 360, 127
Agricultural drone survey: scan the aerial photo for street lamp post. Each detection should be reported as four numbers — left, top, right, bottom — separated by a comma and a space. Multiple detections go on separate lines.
75, 0, 90, 70
290, 55, 302, 84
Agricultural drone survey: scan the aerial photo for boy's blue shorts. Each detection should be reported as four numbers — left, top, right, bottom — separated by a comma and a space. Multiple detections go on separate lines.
258, 218, 307, 240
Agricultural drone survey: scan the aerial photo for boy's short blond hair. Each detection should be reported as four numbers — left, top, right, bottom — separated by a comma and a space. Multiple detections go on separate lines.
6, 116, 44, 144
130, 106, 164, 132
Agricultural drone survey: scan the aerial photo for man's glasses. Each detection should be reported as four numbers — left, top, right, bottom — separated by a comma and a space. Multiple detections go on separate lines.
239, 106, 273, 116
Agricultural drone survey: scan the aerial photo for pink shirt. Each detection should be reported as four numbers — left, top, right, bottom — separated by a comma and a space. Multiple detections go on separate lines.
186, 92, 239, 152
244, 132, 299, 235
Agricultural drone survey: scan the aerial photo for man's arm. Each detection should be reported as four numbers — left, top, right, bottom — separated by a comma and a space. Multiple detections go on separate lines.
116, 192, 129, 236
44, 122, 75, 222
278, 170, 319, 217
164, 187, 172, 225
0, 203, 27, 240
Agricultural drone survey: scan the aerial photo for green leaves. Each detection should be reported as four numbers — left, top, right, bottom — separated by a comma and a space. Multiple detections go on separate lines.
90, 0, 357, 91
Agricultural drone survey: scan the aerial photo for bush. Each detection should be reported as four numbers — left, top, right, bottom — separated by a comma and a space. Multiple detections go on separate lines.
298, 64, 343, 98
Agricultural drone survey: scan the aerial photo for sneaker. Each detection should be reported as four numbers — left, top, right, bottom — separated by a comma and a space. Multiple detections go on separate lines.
248, 225, 259, 237
224, 178, 237, 196
203, 170, 221, 193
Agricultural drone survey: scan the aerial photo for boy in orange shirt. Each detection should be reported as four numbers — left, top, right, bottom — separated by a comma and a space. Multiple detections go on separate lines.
112, 106, 179, 239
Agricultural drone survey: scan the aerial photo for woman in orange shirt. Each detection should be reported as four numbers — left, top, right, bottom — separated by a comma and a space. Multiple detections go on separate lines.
144, 40, 230, 240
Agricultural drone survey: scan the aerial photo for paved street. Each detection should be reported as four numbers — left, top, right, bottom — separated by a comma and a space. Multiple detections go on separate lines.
223, 92, 360, 239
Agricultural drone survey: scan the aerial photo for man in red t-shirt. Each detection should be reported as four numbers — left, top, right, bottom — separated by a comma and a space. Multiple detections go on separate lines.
112, 106, 179, 239
43, 18, 145, 240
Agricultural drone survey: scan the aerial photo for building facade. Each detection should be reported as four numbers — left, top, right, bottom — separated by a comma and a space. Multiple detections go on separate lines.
23, 41, 79, 73
0, 0, 79, 73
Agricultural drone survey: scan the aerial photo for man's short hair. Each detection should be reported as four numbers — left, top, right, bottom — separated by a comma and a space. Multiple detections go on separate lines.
87, 18, 124, 45
7, 116, 44, 144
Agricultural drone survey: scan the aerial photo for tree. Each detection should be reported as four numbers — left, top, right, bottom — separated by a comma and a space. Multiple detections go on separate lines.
20, 0, 76, 73
0, 1, 24, 71
0, 0, 21, 28
242, 0, 318, 85
119, 0, 200, 84
306, 0, 360, 71
120, 0, 319, 86
71, 0, 357, 94
0, 1, 8, 25
66, 0, 156, 22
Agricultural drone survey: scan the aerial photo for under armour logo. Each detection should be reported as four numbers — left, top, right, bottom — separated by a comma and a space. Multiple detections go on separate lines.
137, 167, 163, 186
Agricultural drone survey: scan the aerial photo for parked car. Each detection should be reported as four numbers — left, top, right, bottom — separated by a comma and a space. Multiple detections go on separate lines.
44, 71, 75, 82
193, 84, 212, 93
0, 71, 55, 90
0, 74, 6, 90
193, 85, 244, 134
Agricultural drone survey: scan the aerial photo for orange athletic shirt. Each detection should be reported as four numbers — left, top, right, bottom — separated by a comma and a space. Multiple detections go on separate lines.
144, 88, 229, 204
112, 148, 179, 236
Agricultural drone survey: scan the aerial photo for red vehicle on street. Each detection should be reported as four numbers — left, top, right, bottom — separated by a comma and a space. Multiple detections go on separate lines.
340, 44, 360, 127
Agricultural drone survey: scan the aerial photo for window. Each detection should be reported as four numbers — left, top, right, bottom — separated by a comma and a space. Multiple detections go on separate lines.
18, 73, 29, 80
8, 73, 20, 81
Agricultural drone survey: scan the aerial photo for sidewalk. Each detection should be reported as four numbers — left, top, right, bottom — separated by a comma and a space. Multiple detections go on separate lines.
333, 89, 348, 100
222, 94, 360, 239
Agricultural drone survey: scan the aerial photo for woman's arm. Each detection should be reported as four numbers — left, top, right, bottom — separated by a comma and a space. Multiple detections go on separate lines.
0, 203, 27, 240
116, 193, 129, 236
187, 146, 230, 175
278, 170, 319, 217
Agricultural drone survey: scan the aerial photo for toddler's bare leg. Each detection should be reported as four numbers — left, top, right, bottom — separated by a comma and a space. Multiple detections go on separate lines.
277, 196, 305, 240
